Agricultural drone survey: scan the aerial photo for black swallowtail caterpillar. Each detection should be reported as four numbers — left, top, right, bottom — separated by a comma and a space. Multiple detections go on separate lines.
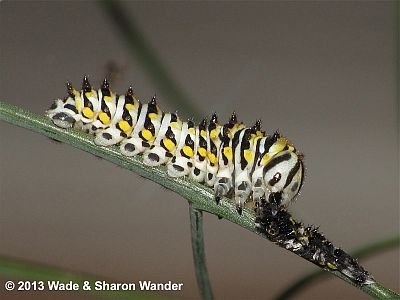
46, 76, 374, 285
47, 76, 304, 215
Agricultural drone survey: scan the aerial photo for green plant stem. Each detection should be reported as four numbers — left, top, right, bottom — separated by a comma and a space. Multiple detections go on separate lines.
189, 204, 214, 300
275, 236, 400, 300
99, 0, 202, 119
0, 256, 173, 300
1, 100, 399, 300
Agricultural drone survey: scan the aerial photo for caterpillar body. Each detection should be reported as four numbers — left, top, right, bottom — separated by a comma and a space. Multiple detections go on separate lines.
47, 76, 304, 215
46, 76, 375, 286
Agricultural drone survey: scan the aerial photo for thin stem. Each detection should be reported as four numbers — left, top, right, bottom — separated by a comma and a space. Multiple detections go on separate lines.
99, 0, 202, 119
1, 101, 399, 300
275, 236, 400, 300
189, 204, 214, 300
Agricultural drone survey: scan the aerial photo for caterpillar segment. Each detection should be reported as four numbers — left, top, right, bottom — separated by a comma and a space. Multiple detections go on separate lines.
214, 113, 242, 204
251, 132, 280, 206
86, 78, 116, 134
190, 118, 208, 183
95, 86, 140, 147
205, 113, 222, 187
80, 75, 100, 126
143, 112, 182, 167
46, 76, 304, 215
167, 119, 196, 177
120, 95, 162, 156
229, 120, 265, 214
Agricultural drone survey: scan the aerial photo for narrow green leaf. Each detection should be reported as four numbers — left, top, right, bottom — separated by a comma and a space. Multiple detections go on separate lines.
1, 100, 399, 300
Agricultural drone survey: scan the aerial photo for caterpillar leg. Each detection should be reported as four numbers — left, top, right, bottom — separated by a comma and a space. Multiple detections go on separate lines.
234, 181, 251, 215
190, 165, 206, 182
234, 171, 252, 215
214, 177, 232, 204
95, 127, 126, 146
120, 137, 147, 156
251, 166, 266, 206
206, 168, 218, 187
214, 166, 233, 204
143, 146, 172, 167
167, 156, 191, 177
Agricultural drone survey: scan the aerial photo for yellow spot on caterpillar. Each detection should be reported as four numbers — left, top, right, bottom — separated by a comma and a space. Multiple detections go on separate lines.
141, 128, 153, 141
163, 138, 175, 152
118, 120, 131, 133
261, 138, 290, 164
85, 91, 94, 98
125, 103, 134, 110
200, 130, 207, 137
223, 147, 233, 161
170, 122, 180, 129
182, 145, 194, 158
209, 129, 218, 139
188, 127, 195, 135
82, 107, 94, 119
75, 98, 82, 111
260, 154, 273, 165
148, 113, 158, 119
272, 138, 288, 152
207, 152, 217, 164
244, 149, 254, 163
288, 145, 294, 152
104, 96, 112, 102
98, 112, 111, 125
253, 136, 263, 144
327, 262, 337, 270
198, 147, 207, 158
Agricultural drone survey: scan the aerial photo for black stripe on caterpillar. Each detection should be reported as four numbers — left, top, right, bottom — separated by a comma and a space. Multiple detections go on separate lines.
46, 76, 304, 215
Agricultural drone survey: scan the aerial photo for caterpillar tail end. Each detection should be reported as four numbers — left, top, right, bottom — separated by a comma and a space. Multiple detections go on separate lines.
254, 199, 375, 286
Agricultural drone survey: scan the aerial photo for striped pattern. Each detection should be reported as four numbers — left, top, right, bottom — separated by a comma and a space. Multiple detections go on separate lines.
47, 76, 304, 214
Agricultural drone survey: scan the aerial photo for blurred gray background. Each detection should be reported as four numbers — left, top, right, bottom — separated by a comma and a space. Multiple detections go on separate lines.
0, 1, 398, 300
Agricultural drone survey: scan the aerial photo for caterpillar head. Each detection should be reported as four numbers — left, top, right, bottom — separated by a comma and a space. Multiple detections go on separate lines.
263, 150, 304, 214
46, 99, 77, 128
46, 82, 81, 129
